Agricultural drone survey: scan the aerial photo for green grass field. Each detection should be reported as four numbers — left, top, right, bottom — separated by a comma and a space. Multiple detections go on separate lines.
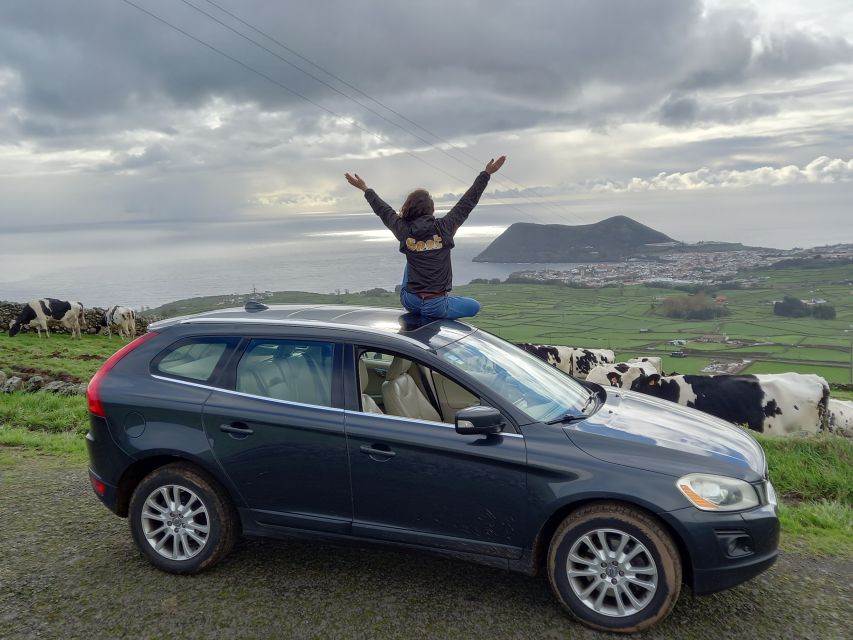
1, 263, 852, 556
2, 262, 850, 386
0, 332, 122, 382
453, 264, 853, 381
132, 262, 853, 382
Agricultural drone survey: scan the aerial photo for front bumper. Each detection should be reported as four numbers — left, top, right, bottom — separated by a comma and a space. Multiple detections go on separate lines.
663, 502, 780, 596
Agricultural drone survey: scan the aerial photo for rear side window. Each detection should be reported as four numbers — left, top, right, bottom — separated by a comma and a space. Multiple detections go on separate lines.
153, 337, 237, 382
236, 339, 334, 407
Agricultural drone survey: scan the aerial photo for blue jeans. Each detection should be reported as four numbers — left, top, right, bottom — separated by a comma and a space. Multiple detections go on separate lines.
400, 267, 480, 320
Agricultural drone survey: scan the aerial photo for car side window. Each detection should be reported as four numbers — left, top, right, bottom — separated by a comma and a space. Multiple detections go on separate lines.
357, 349, 480, 423
154, 337, 236, 382
237, 339, 334, 408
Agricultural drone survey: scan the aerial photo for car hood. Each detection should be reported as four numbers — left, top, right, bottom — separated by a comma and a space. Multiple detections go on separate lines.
565, 388, 767, 481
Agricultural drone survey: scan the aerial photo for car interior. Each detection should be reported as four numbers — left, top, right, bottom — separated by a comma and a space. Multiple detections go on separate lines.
236, 341, 333, 407
358, 351, 480, 423
156, 341, 229, 382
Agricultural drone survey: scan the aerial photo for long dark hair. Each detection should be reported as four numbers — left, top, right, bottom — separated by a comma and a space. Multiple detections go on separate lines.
400, 189, 434, 221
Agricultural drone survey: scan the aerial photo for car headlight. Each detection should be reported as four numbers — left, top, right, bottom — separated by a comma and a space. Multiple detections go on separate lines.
677, 474, 761, 512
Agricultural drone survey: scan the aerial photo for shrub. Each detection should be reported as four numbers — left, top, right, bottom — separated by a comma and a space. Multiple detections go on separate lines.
659, 294, 730, 320
812, 305, 836, 320
774, 296, 811, 317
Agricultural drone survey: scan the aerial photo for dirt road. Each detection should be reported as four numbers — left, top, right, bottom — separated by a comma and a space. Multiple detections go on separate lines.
1, 454, 850, 640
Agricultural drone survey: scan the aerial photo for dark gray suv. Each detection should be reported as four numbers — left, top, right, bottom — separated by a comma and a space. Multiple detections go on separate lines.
86, 304, 778, 633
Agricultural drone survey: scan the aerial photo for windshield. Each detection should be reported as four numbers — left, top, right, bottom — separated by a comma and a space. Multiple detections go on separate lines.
437, 330, 591, 423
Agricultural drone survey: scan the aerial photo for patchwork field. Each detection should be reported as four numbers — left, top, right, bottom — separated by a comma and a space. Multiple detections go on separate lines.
136, 263, 853, 382
457, 265, 853, 381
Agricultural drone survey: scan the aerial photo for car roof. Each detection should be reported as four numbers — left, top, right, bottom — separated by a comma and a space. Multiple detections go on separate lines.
147, 303, 477, 350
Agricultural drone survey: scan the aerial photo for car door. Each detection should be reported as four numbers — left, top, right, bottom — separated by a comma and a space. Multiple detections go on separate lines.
344, 346, 527, 559
202, 338, 351, 534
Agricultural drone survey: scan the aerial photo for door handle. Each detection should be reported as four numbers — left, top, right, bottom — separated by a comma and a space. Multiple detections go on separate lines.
220, 422, 254, 437
359, 443, 396, 460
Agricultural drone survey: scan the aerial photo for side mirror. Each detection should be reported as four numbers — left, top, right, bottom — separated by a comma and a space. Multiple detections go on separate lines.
455, 405, 505, 436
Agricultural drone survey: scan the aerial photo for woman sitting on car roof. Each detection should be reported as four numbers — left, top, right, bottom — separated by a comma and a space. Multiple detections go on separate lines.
345, 155, 505, 320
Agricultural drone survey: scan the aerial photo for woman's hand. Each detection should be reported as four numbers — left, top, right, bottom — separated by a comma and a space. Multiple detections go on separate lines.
345, 172, 368, 191
485, 155, 506, 174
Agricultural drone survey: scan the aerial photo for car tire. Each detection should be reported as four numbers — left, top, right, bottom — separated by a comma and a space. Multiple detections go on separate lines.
547, 502, 682, 634
129, 462, 237, 574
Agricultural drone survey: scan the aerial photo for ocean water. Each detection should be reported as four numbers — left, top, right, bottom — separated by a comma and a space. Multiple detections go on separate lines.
3, 184, 850, 310
0, 222, 568, 308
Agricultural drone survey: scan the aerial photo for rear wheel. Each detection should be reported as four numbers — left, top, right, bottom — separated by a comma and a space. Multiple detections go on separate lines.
129, 463, 237, 574
547, 502, 682, 633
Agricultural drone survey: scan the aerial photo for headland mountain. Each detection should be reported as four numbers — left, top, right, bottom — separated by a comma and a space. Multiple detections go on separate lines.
472, 215, 757, 263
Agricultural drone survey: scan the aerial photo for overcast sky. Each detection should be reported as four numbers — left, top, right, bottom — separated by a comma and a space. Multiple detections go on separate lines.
1, 0, 852, 250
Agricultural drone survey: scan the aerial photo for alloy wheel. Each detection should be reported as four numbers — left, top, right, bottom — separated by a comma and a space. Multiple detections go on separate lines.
565, 528, 659, 617
140, 484, 210, 561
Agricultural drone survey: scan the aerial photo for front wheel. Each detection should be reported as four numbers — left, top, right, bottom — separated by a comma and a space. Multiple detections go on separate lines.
547, 502, 682, 634
129, 463, 237, 574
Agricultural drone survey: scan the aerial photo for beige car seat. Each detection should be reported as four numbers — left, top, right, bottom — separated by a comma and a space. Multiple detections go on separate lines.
237, 353, 294, 401
381, 357, 442, 422
286, 350, 329, 406
359, 359, 384, 414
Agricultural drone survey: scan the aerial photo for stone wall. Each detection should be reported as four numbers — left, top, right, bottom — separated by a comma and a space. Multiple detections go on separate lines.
0, 301, 149, 336
0, 370, 87, 395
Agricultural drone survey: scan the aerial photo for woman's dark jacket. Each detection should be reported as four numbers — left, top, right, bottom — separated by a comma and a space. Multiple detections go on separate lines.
364, 171, 490, 294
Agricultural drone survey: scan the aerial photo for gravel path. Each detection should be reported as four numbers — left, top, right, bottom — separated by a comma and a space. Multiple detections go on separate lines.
1, 453, 850, 640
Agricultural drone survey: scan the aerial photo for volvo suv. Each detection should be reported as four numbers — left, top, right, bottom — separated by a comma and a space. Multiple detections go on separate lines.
86, 304, 778, 633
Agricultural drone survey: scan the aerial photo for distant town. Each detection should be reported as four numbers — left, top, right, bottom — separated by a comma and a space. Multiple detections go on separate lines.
505, 243, 853, 289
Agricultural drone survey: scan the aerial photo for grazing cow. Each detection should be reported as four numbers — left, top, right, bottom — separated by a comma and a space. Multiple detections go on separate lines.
101, 305, 137, 340
827, 399, 853, 437
626, 356, 662, 374
8, 299, 84, 339
627, 372, 830, 435
516, 344, 615, 379
587, 362, 658, 389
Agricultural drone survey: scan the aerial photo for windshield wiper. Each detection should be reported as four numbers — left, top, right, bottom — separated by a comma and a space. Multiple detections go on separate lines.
545, 412, 589, 425
545, 391, 597, 425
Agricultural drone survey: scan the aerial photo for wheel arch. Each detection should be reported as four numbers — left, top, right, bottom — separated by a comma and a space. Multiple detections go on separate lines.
530, 497, 694, 587
115, 454, 236, 518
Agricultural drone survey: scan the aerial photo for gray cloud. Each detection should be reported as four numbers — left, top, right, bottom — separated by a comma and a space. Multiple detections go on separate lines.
658, 93, 780, 127
2, 0, 851, 143
0, 0, 852, 234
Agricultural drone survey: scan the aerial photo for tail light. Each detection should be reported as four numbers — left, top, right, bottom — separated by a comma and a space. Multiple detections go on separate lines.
87, 331, 158, 417
89, 470, 107, 496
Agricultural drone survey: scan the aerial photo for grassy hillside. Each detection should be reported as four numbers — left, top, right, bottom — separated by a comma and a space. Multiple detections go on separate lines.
143, 262, 853, 382
1, 266, 851, 557
465, 263, 852, 381
0, 333, 122, 382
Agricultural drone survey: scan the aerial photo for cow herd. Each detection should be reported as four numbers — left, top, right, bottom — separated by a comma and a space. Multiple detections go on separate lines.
4, 306, 851, 437
518, 342, 852, 437
8, 299, 137, 340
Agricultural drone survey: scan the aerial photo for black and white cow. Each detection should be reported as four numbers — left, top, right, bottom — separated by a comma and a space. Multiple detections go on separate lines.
9, 299, 84, 339
626, 356, 662, 374
627, 372, 830, 435
516, 344, 616, 379
587, 362, 658, 389
827, 399, 853, 437
100, 305, 137, 340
